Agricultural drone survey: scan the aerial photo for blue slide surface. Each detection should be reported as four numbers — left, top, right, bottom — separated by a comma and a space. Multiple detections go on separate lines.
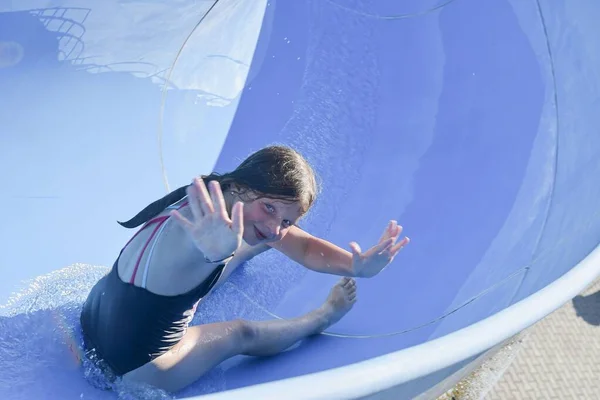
1, 1, 599, 399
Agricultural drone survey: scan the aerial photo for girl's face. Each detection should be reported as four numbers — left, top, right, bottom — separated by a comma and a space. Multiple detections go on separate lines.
241, 197, 303, 245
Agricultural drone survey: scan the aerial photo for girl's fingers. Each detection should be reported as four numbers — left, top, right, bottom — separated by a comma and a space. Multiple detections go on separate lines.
349, 242, 362, 257
366, 238, 394, 257
209, 180, 229, 220
378, 220, 394, 242
194, 177, 214, 215
389, 237, 410, 255
170, 210, 193, 231
378, 222, 404, 246
395, 224, 403, 237
186, 184, 204, 220
230, 201, 244, 235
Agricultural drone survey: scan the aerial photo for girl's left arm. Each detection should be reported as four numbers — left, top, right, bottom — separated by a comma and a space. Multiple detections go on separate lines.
268, 222, 409, 278
268, 225, 355, 276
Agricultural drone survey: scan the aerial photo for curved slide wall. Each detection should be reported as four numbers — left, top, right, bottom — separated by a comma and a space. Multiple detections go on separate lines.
1, 1, 600, 399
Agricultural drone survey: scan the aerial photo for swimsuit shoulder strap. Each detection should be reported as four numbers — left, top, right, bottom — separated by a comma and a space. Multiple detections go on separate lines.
128, 200, 189, 286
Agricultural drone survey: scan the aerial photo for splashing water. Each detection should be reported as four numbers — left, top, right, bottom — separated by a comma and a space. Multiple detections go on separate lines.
0, 264, 174, 400
0, 255, 298, 399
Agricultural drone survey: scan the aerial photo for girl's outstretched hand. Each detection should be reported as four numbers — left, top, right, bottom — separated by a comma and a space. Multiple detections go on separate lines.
170, 178, 244, 262
349, 220, 409, 278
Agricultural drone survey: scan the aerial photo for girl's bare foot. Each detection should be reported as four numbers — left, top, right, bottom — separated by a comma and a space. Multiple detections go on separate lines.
320, 277, 357, 328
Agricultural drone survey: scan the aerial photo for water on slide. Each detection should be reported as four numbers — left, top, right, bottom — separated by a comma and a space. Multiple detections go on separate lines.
2, 0, 600, 399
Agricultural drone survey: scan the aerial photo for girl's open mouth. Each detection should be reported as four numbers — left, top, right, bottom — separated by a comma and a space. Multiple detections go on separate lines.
254, 226, 267, 240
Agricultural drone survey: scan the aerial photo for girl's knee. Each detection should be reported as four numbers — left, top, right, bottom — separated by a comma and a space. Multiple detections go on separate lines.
231, 319, 258, 348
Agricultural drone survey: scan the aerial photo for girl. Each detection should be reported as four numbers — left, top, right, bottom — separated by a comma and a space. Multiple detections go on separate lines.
80, 145, 409, 392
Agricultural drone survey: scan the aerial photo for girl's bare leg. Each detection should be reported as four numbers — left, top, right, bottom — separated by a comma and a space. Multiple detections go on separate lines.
122, 277, 357, 392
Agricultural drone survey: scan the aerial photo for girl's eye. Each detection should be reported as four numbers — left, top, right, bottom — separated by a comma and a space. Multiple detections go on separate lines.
264, 203, 292, 228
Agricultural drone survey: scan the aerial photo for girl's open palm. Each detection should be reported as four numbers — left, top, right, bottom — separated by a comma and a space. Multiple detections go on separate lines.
349, 220, 409, 278
170, 178, 244, 262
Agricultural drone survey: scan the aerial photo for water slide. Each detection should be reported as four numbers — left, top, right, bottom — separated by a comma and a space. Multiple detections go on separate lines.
1, 0, 600, 399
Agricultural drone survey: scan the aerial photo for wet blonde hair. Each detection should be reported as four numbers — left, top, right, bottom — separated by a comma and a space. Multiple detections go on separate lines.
119, 145, 319, 228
